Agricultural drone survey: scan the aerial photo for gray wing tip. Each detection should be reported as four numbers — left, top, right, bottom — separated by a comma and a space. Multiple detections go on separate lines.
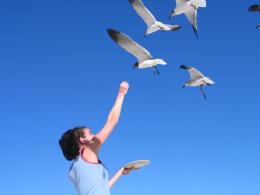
248, 4, 260, 12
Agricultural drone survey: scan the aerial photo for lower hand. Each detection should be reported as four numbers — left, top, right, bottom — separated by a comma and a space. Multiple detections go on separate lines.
121, 166, 136, 175
118, 81, 129, 96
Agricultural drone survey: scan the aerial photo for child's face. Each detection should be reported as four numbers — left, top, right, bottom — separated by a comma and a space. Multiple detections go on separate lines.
82, 128, 95, 143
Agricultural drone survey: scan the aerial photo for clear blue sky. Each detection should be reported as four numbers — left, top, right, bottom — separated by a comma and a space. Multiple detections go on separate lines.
0, 0, 259, 195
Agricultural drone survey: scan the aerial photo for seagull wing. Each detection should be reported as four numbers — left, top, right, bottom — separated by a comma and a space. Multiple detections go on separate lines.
180, 65, 204, 80
107, 29, 153, 62
191, 0, 207, 8
184, 7, 198, 37
176, 0, 188, 6
248, 4, 260, 12
166, 24, 181, 31
256, 24, 260, 28
187, 67, 204, 80
129, 0, 156, 27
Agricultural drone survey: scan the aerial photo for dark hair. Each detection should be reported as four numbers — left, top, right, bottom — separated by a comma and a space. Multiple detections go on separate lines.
59, 126, 85, 161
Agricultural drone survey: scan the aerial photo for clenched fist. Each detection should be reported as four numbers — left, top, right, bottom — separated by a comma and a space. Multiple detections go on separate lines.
118, 81, 129, 96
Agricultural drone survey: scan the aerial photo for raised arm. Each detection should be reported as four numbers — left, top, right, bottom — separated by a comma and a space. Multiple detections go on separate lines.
95, 81, 129, 145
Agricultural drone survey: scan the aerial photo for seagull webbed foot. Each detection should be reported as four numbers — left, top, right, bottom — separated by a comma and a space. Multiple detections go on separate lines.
200, 85, 207, 101
152, 66, 160, 75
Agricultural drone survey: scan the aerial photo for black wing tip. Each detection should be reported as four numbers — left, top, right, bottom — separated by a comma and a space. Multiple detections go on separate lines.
180, 65, 190, 70
107, 28, 121, 41
171, 25, 181, 31
107, 28, 119, 35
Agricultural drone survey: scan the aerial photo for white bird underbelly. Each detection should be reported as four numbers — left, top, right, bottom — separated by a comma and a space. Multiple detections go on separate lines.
188, 77, 214, 87
138, 60, 158, 68
147, 22, 171, 34
138, 59, 167, 69
147, 24, 161, 34
188, 78, 206, 86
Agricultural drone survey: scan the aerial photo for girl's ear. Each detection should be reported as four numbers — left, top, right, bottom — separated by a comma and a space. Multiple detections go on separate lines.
79, 137, 85, 144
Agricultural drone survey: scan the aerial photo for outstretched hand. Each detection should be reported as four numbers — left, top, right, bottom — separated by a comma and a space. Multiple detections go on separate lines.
121, 166, 137, 175
118, 81, 129, 96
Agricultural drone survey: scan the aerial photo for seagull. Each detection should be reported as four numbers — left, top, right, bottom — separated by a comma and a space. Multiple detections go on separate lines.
129, 0, 181, 36
248, 4, 260, 28
169, 0, 207, 38
107, 28, 167, 75
248, 4, 260, 12
180, 65, 214, 100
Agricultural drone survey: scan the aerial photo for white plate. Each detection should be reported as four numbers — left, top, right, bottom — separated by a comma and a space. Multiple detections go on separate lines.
124, 160, 151, 169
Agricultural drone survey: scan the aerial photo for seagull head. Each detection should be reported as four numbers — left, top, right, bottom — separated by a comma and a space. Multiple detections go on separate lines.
133, 62, 139, 69
204, 77, 215, 86
155, 59, 167, 65
183, 82, 189, 88
169, 10, 175, 19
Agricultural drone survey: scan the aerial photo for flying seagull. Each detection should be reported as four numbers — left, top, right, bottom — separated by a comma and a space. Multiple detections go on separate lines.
169, 0, 207, 38
248, 4, 260, 28
129, 0, 181, 36
248, 4, 260, 12
107, 28, 167, 75
180, 65, 214, 100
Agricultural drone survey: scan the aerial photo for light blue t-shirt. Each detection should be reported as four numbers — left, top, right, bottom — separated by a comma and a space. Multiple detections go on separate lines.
69, 156, 110, 195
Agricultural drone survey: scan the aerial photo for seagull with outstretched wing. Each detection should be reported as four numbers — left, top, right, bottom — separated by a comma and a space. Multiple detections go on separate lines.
180, 65, 214, 100
129, 0, 181, 36
169, 0, 207, 38
107, 28, 167, 75
248, 4, 260, 28
248, 4, 260, 12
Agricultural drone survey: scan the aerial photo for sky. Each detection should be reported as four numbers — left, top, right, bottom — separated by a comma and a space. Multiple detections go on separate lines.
0, 0, 260, 195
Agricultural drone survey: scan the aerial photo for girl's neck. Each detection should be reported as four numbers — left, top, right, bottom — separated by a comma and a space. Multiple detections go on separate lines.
80, 147, 99, 164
